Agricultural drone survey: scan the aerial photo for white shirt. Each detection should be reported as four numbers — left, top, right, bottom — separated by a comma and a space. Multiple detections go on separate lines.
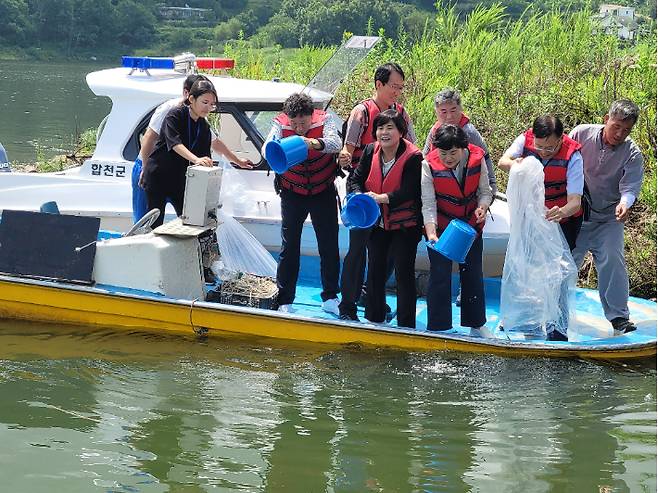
148, 98, 182, 134
421, 152, 492, 226
505, 134, 584, 196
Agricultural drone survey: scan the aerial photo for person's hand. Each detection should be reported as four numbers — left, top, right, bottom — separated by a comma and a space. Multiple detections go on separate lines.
195, 156, 213, 167
615, 202, 630, 222
366, 191, 388, 204
338, 148, 352, 168
426, 232, 439, 242
475, 206, 487, 224
507, 157, 523, 168
545, 206, 565, 222
235, 159, 254, 169
302, 137, 321, 150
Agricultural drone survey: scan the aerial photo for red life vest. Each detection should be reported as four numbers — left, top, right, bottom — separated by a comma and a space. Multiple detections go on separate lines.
364, 139, 421, 231
426, 143, 485, 234
274, 110, 337, 195
350, 99, 405, 167
427, 113, 470, 153
521, 129, 583, 221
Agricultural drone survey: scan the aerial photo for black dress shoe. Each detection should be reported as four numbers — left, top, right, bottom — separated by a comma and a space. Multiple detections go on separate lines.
339, 313, 360, 322
611, 317, 637, 333
546, 330, 568, 342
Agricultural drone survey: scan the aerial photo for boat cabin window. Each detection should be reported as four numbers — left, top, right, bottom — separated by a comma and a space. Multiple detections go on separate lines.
123, 111, 154, 162
208, 109, 264, 168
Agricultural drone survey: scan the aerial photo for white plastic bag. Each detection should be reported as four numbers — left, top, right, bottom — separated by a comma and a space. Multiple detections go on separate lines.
500, 156, 577, 337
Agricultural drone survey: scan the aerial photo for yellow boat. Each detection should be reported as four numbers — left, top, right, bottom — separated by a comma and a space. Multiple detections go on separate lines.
0, 269, 655, 360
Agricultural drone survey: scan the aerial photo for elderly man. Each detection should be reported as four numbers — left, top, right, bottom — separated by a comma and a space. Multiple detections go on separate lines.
423, 88, 497, 195
569, 100, 644, 334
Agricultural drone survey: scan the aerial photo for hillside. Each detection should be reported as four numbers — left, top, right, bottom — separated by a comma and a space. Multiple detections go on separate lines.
0, 0, 655, 59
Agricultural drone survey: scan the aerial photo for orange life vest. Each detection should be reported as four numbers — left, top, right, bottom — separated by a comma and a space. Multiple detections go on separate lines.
426, 143, 485, 234
364, 140, 421, 230
274, 109, 337, 195
521, 129, 583, 221
350, 99, 405, 167
427, 113, 470, 153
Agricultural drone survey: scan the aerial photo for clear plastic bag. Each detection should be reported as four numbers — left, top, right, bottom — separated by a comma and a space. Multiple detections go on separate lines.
500, 156, 577, 337
213, 162, 277, 279
214, 207, 277, 279
218, 160, 259, 217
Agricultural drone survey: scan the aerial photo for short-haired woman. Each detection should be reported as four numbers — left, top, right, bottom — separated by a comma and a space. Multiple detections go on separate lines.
348, 109, 423, 328
422, 124, 492, 333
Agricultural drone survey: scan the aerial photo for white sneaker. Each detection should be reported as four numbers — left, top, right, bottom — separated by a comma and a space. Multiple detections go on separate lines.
278, 304, 294, 313
321, 298, 340, 316
470, 326, 494, 338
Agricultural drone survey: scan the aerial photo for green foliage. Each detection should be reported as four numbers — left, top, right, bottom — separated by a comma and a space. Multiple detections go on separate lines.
254, 0, 434, 48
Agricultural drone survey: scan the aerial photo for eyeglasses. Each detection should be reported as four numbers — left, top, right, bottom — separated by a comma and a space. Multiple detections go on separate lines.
387, 83, 405, 91
534, 139, 561, 153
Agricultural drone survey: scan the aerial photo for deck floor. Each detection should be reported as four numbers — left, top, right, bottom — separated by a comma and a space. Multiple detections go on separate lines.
284, 277, 656, 347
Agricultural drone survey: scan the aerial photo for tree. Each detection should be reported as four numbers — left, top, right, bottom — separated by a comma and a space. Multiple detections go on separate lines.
0, 0, 32, 44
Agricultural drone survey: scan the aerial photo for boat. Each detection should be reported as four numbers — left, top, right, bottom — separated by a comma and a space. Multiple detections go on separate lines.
0, 171, 654, 361
0, 48, 510, 277
0, 141, 9, 172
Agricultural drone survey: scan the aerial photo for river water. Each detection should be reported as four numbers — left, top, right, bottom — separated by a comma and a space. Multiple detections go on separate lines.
0, 60, 112, 164
0, 320, 655, 492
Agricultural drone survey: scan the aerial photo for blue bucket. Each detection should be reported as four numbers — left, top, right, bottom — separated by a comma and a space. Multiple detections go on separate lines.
39, 201, 60, 214
341, 193, 380, 229
427, 219, 477, 263
265, 135, 308, 174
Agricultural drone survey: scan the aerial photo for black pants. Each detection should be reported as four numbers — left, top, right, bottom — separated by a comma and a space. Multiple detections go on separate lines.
427, 235, 485, 331
365, 226, 421, 328
276, 187, 340, 305
339, 226, 371, 317
146, 187, 183, 228
560, 215, 583, 252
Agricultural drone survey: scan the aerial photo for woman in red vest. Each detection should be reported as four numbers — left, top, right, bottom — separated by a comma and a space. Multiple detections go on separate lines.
347, 109, 423, 328
422, 124, 493, 333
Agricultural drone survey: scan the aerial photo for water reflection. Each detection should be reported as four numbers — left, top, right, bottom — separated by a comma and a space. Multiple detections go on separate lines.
0, 60, 112, 163
0, 321, 654, 492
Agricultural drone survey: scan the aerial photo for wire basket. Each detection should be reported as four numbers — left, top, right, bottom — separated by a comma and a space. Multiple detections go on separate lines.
214, 274, 278, 310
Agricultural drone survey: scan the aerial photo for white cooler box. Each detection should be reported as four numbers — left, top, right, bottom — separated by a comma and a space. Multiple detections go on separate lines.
182, 165, 223, 227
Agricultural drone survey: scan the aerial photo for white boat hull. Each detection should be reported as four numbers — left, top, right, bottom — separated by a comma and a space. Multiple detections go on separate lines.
0, 163, 510, 276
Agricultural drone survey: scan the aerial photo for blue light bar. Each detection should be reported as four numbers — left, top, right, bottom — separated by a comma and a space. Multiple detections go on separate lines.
121, 56, 175, 71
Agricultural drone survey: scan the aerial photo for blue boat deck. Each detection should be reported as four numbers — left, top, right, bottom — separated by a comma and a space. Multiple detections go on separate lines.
286, 275, 657, 347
